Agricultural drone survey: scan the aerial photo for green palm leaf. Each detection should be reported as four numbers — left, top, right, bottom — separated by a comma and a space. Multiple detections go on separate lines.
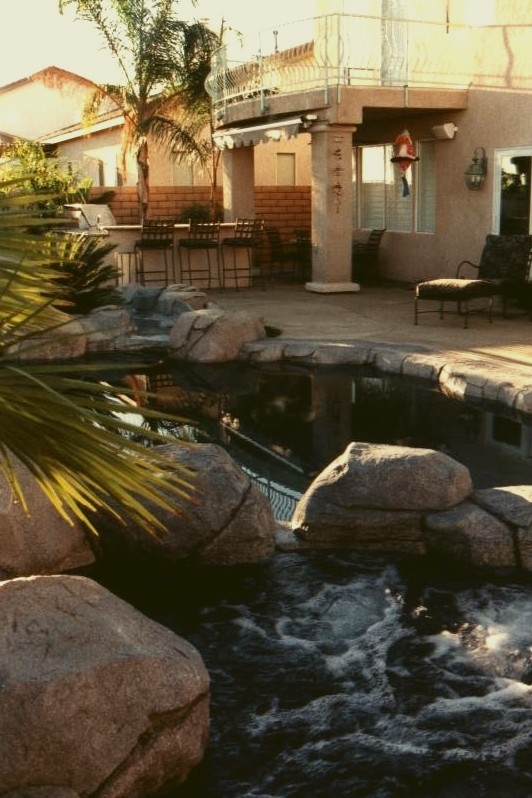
0, 175, 195, 535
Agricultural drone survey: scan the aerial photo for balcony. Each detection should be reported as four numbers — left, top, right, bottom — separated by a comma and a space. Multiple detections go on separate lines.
206, 14, 532, 125
206, 15, 467, 117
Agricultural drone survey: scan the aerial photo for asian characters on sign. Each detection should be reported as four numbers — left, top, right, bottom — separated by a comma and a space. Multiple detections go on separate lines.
331, 135, 345, 213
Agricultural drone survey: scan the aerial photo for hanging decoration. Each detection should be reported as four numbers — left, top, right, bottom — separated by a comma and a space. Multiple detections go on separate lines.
390, 129, 419, 197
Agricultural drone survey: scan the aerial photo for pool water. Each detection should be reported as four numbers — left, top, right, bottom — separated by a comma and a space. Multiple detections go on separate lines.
143, 362, 532, 520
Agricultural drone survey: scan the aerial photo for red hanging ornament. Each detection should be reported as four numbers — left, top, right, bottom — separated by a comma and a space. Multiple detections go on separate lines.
390, 129, 419, 197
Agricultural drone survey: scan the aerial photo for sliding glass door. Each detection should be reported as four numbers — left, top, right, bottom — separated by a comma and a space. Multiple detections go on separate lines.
494, 149, 532, 234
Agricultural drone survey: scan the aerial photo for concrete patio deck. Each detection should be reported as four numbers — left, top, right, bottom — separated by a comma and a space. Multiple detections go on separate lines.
211, 282, 532, 377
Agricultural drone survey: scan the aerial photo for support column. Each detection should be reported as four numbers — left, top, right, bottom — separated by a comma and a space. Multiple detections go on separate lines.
221, 146, 255, 221
306, 123, 359, 293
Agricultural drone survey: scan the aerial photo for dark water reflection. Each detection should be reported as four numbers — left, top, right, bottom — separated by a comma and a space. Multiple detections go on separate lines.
142, 362, 532, 497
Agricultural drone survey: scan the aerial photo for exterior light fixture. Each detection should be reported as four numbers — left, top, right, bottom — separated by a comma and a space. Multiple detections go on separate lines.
464, 147, 488, 190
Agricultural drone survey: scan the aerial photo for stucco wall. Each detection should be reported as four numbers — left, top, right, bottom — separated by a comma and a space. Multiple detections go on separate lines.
377, 89, 532, 283
0, 71, 92, 140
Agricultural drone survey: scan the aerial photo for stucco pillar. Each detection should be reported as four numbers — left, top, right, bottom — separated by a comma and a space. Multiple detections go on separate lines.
306, 123, 359, 293
221, 146, 255, 221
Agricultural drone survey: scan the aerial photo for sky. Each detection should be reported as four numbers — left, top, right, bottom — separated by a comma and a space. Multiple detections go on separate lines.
1, 0, 307, 86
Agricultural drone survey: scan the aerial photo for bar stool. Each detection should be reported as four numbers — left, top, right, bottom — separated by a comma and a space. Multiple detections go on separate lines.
220, 218, 265, 289
134, 219, 175, 286
114, 251, 139, 285
178, 220, 221, 288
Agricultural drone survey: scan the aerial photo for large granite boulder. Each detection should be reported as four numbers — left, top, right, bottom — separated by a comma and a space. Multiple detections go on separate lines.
0, 575, 209, 798
472, 485, 532, 570
5, 316, 87, 361
99, 442, 276, 565
79, 305, 134, 352
0, 457, 95, 578
425, 501, 516, 568
168, 308, 266, 362
292, 442, 473, 551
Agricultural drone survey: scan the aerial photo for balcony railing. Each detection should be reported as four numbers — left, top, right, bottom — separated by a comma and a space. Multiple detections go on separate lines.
206, 14, 473, 114
206, 14, 532, 116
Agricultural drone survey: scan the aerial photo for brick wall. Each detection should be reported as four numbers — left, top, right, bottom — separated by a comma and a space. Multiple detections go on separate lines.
255, 186, 311, 236
91, 185, 311, 234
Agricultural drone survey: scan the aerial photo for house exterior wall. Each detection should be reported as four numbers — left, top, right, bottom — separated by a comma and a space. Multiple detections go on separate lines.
58, 127, 127, 187
0, 69, 93, 141
253, 133, 312, 185
372, 87, 532, 283
212, 0, 532, 286
3, 3, 532, 287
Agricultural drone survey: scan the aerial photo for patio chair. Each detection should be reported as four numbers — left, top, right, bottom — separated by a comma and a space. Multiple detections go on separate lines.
263, 227, 299, 283
414, 234, 532, 328
134, 219, 175, 286
352, 228, 386, 283
220, 218, 265, 289
178, 220, 221, 289
293, 228, 312, 282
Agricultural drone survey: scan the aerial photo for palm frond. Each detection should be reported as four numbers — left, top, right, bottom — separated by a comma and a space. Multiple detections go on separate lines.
0, 173, 196, 534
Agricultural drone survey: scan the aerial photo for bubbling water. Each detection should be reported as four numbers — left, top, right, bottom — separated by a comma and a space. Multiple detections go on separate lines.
152, 551, 532, 798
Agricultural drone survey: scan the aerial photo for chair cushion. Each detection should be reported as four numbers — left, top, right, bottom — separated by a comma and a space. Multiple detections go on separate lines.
416, 278, 496, 300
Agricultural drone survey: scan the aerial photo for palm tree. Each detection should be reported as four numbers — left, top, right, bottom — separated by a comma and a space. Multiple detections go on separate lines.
0, 175, 194, 535
58, 0, 219, 221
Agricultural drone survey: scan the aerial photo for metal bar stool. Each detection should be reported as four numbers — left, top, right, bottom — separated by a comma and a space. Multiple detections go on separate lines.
220, 218, 265, 289
134, 219, 176, 286
178, 220, 221, 288
114, 250, 139, 285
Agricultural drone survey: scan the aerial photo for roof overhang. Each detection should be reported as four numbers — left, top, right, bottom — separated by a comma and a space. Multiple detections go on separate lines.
41, 114, 125, 145
213, 116, 303, 149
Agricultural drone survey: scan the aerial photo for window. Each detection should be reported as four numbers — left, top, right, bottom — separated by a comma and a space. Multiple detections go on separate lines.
417, 141, 436, 232
354, 140, 435, 233
276, 153, 296, 186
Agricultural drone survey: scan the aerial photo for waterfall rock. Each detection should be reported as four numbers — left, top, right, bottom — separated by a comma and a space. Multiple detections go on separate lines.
98, 442, 276, 565
155, 285, 209, 315
292, 442, 473, 546
0, 457, 95, 578
0, 575, 210, 798
79, 305, 133, 352
168, 308, 266, 362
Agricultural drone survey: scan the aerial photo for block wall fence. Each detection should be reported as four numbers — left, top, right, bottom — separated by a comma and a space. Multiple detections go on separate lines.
89, 185, 311, 236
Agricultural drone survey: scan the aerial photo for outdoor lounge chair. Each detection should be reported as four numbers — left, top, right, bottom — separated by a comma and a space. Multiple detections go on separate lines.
414, 234, 532, 328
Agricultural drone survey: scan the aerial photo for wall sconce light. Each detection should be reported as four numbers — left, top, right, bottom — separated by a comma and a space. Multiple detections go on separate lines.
464, 147, 488, 190
432, 122, 458, 140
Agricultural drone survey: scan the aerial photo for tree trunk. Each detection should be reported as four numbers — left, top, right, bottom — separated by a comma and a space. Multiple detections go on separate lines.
136, 139, 149, 222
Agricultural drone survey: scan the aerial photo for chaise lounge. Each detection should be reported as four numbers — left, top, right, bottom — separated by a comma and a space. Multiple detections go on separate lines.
414, 234, 532, 328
